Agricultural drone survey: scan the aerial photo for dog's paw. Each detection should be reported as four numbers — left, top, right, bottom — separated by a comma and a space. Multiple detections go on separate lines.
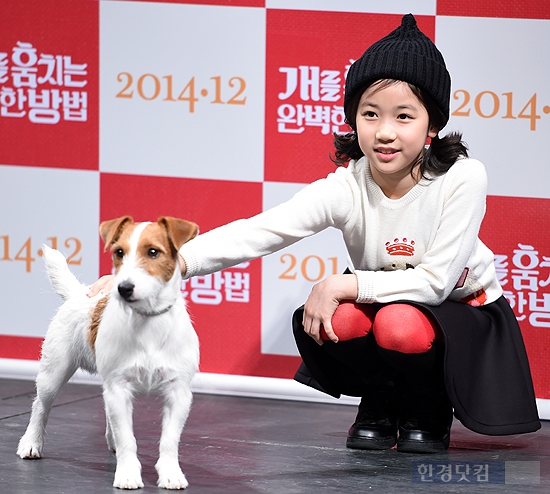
157, 471, 188, 490
156, 459, 188, 490
17, 435, 43, 459
113, 460, 144, 490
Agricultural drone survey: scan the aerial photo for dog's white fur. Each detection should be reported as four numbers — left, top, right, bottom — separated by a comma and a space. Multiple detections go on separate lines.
17, 216, 200, 490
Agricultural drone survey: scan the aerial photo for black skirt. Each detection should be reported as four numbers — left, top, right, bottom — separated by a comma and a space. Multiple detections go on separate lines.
292, 296, 541, 436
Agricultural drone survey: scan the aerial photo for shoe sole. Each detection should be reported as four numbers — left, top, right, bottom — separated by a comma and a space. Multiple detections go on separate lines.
396, 435, 450, 454
346, 435, 397, 450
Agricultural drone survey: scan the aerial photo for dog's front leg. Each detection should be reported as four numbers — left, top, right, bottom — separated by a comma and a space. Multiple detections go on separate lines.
155, 383, 192, 489
102, 382, 143, 490
105, 409, 116, 452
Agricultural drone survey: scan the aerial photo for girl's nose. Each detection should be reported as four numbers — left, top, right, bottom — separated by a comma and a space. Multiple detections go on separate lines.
376, 123, 397, 142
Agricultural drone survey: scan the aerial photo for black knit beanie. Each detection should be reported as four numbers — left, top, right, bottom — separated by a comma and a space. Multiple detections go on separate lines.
344, 14, 451, 128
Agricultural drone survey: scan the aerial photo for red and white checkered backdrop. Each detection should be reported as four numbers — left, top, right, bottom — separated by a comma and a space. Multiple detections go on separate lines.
1, 0, 550, 415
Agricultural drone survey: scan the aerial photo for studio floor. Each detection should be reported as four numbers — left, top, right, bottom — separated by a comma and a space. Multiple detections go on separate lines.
1, 377, 548, 494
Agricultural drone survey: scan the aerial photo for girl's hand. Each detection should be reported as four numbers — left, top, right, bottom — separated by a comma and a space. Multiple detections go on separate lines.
302, 274, 358, 345
178, 253, 187, 277
87, 275, 114, 298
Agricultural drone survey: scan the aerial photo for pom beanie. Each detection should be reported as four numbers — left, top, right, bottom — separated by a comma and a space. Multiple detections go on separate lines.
344, 14, 451, 127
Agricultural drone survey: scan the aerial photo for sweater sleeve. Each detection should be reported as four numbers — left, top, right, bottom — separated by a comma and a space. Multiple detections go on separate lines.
355, 159, 489, 305
179, 171, 353, 278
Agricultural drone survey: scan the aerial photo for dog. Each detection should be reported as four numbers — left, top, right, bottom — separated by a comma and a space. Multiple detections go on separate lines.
17, 216, 200, 490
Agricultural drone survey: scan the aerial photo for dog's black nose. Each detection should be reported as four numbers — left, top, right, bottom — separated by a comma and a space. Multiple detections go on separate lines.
118, 282, 135, 301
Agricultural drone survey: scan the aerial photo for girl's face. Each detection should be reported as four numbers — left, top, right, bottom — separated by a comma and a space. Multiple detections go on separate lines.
355, 80, 437, 197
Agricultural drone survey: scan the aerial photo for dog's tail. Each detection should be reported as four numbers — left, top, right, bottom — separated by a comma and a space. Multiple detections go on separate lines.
42, 245, 87, 301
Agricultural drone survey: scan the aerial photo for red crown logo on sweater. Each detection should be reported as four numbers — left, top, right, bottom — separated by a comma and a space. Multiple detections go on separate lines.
385, 238, 415, 257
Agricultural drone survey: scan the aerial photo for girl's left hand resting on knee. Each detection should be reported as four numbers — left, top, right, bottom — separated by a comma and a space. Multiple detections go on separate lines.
302, 273, 358, 345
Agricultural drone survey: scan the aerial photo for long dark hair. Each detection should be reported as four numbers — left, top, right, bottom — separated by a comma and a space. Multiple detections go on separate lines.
332, 79, 468, 178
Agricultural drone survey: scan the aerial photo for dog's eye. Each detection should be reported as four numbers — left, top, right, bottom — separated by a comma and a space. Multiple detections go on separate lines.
147, 248, 160, 259
114, 249, 124, 259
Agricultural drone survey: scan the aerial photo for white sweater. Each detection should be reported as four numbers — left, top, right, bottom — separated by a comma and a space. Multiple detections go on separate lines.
180, 157, 503, 307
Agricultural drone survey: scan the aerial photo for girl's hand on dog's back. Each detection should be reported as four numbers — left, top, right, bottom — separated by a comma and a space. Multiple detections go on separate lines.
87, 275, 114, 297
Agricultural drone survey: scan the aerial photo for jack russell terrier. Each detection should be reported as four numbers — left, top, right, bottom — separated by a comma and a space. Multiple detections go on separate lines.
17, 216, 200, 490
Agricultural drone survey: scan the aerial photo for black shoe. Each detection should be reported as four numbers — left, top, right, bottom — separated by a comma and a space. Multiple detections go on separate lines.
396, 389, 453, 454
346, 379, 399, 450
347, 416, 397, 450
397, 419, 450, 453
376, 342, 452, 453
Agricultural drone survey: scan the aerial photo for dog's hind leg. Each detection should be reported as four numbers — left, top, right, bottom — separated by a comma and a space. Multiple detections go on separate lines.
17, 357, 78, 459
155, 382, 192, 489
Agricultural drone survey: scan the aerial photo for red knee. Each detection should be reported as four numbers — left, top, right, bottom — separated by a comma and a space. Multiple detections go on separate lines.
320, 302, 375, 341
372, 304, 442, 354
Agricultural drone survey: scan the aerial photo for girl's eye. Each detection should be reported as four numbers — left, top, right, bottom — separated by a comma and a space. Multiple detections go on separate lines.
114, 248, 124, 259
397, 113, 412, 120
361, 110, 377, 118
147, 248, 160, 259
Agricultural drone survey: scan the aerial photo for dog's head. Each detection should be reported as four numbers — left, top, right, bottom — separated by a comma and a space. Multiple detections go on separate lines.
99, 216, 198, 309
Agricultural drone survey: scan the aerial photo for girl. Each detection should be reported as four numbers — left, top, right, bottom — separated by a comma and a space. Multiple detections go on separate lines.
91, 14, 540, 453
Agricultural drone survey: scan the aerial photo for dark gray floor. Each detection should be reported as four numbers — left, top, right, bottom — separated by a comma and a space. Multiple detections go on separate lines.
1, 377, 548, 493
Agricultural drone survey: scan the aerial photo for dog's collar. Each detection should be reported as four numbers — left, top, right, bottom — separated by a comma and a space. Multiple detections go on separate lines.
131, 304, 173, 317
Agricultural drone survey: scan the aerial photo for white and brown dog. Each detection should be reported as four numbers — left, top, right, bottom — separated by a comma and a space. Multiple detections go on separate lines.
17, 216, 200, 490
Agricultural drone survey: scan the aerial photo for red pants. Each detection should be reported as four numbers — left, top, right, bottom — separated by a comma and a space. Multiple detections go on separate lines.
320, 301, 443, 354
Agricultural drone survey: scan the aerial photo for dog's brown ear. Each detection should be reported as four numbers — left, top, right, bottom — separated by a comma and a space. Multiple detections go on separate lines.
157, 216, 199, 252
99, 216, 134, 251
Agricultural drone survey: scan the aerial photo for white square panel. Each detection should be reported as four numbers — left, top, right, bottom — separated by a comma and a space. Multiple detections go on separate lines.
100, 2, 266, 182
437, 16, 550, 199
266, 0, 436, 15
261, 181, 351, 356
0, 165, 99, 337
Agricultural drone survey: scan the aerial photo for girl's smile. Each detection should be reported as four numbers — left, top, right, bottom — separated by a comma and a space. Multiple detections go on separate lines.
355, 80, 437, 199
375, 147, 399, 161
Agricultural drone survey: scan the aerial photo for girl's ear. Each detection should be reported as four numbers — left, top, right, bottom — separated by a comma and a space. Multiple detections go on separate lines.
428, 126, 439, 138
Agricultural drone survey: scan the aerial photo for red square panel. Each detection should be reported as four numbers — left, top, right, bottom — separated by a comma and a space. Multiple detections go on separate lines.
437, 0, 550, 19
265, 10, 435, 184
0, 334, 42, 360
0, 0, 98, 170
100, 173, 299, 378
480, 195, 550, 399
99, 173, 262, 237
